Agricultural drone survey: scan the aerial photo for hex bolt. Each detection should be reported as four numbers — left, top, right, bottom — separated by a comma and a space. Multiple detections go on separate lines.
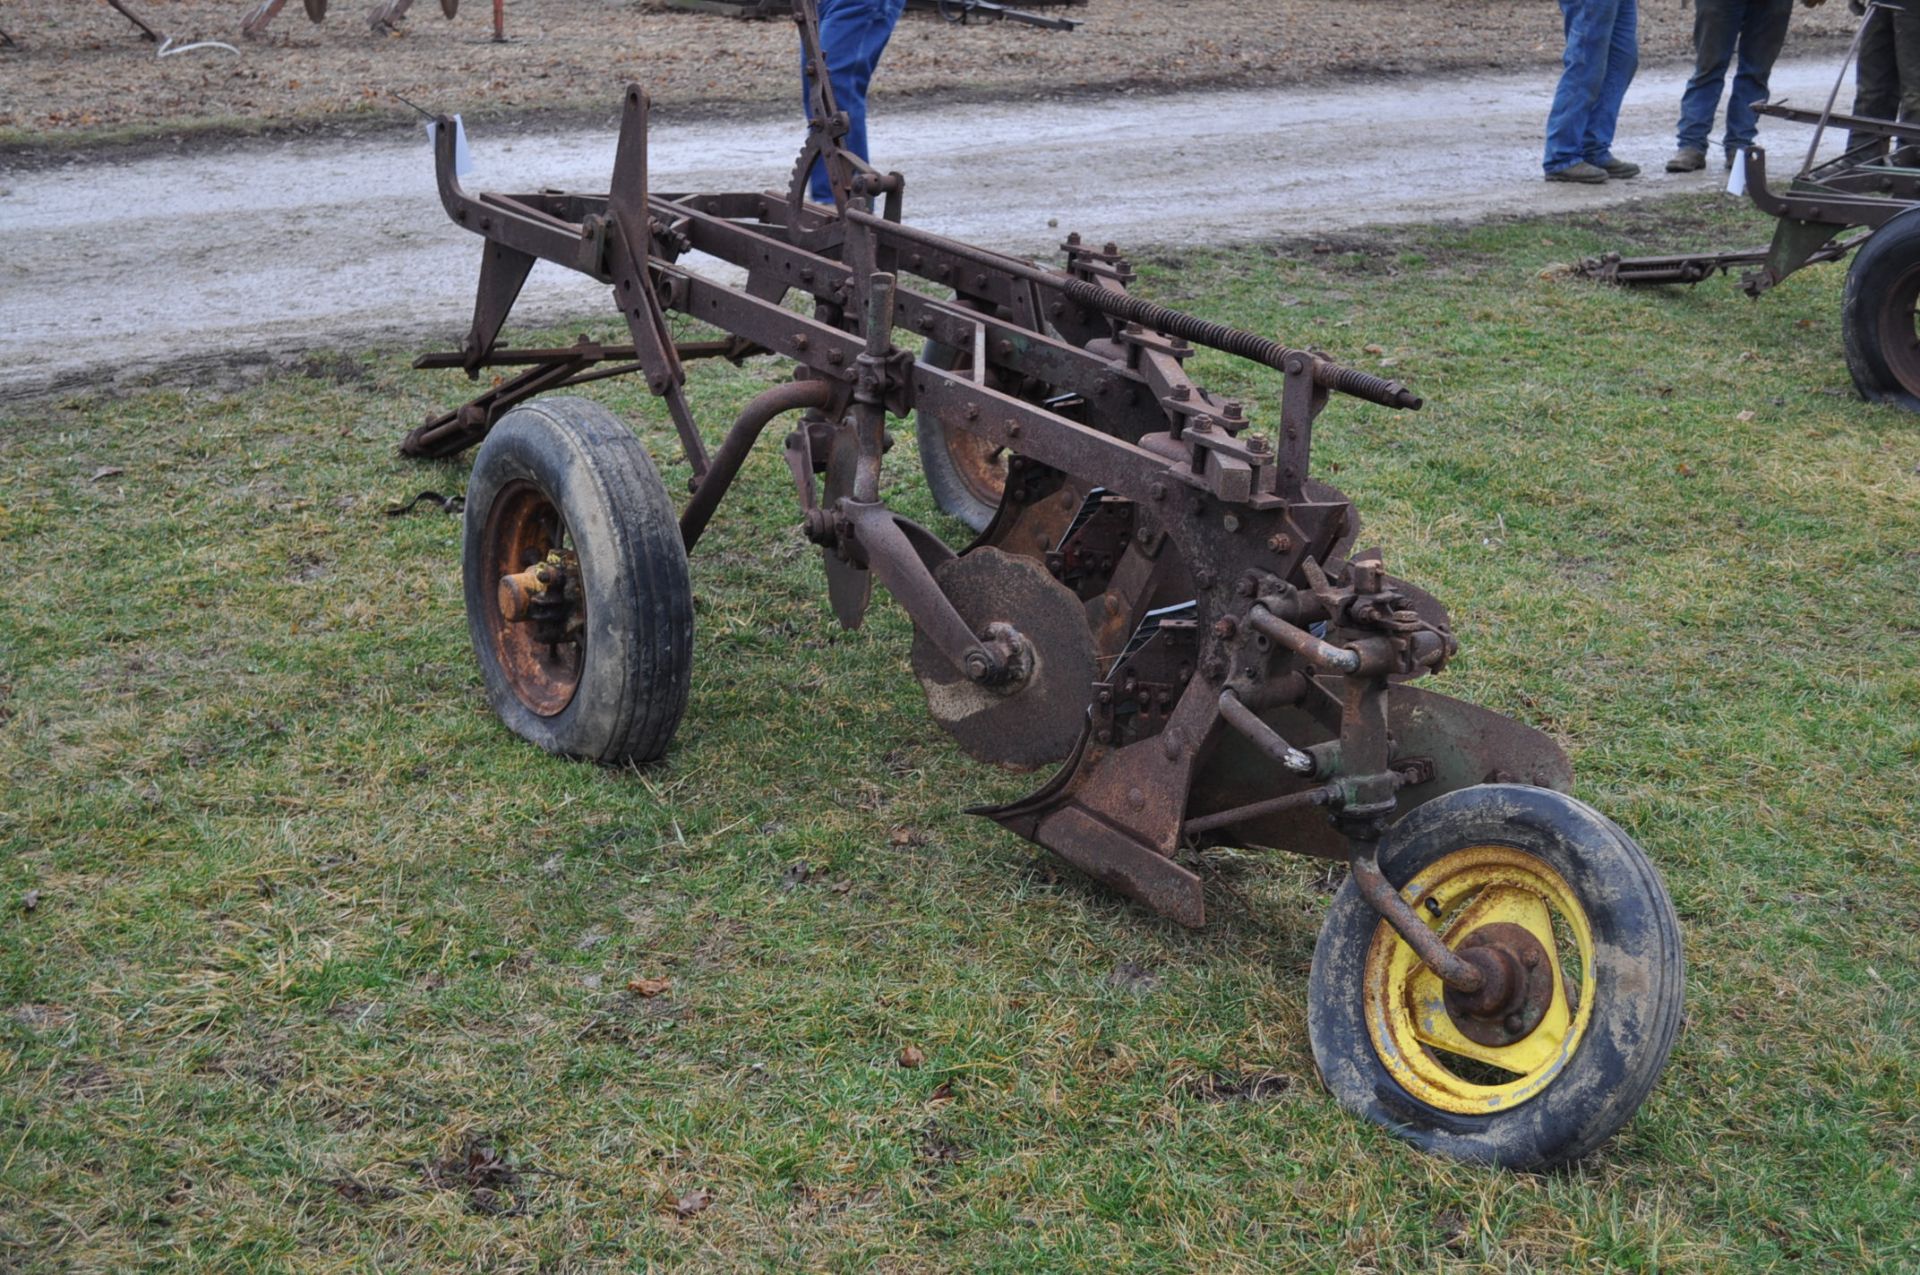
1148, 482, 1167, 501
1235, 576, 1257, 598
794, 333, 810, 351
1268, 533, 1293, 554
1212, 617, 1238, 640
1194, 567, 1217, 590
963, 651, 993, 681
1222, 513, 1241, 533
827, 349, 843, 365
1505, 1013, 1526, 1034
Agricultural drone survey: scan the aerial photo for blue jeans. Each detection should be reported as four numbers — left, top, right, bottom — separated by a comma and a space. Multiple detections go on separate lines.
1544, 0, 1639, 173
1675, 0, 1793, 154
802, 0, 908, 202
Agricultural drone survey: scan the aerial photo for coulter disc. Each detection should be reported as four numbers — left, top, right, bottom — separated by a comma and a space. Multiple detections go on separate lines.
910, 548, 1096, 769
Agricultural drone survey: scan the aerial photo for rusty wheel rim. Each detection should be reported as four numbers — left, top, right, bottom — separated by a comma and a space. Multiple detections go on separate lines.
944, 428, 1008, 511
478, 480, 583, 717
1880, 262, 1920, 399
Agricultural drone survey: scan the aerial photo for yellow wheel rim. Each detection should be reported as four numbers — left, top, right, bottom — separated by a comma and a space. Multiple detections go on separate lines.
1362, 845, 1595, 1115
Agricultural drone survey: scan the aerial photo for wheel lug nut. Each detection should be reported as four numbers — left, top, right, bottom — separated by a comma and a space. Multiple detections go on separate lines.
1505, 1012, 1525, 1033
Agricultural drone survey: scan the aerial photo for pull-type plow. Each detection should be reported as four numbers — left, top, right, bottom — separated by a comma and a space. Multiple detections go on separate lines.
403, 0, 1683, 1169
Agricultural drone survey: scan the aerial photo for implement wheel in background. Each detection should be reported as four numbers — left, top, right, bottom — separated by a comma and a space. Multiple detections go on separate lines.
463, 397, 693, 765
1307, 785, 1684, 1169
1843, 206, 1920, 413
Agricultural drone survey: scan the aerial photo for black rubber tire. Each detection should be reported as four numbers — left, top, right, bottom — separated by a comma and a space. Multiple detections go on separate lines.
462, 396, 693, 765
1842, 205, 1920, 413
1307, 784, 1685, 1170
914, 337, 1001, 533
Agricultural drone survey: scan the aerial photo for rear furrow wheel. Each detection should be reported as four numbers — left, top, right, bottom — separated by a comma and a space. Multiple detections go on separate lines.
463, 396, 693, 765
1308, 784, 1684, 1169
915, 336, 1009, 532
1843, 206, 1920, 413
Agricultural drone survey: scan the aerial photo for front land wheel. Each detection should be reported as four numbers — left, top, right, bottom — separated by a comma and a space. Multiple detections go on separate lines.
462, 396, 693, 766
1307, 784, 1684, 1169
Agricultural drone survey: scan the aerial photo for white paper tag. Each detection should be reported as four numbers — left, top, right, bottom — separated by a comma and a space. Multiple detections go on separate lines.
425, 114, 475, 178
1725, 147, 1747, 197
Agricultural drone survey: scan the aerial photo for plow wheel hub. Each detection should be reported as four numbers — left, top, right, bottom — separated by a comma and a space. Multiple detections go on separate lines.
910, 547, 1095, 769
1441, 921, 1556, 1046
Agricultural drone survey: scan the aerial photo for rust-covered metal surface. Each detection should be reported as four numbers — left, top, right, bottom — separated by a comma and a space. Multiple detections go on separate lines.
407, 0, 1577, 948
401, 5, 1688, 1166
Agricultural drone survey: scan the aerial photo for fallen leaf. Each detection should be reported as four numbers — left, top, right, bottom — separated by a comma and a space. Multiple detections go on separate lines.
627, 976, 671, 998
90, 466, 123, 482
898, 1045, 926, 1069
1363, 344, 1384, 355
1735, 410, 1755, 422
888, 827, 927, 848
673, 1187, 713, 1218
929, 1080, 955, 1103
19, 889, 38, 912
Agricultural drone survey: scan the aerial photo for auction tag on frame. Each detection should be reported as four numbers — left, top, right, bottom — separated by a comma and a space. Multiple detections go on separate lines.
1726, 148, 1747, 197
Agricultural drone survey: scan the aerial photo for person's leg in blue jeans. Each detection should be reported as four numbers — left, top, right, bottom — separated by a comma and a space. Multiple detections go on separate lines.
1544, 0, 1632, 175
1674, 0, 1740, 157
1723, 0, 1793, 155
1581, 0, 1638, 166
804, 0, 907, 203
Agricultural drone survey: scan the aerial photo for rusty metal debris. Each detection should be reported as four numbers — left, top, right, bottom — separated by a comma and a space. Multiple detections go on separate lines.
402, 0, 1681, 1165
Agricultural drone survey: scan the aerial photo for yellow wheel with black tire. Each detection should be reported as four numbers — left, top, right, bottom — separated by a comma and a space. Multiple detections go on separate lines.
1308, 785, 1683, 1169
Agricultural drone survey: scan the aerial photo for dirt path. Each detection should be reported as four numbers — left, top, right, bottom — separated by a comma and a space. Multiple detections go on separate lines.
0, 55, 1855, 400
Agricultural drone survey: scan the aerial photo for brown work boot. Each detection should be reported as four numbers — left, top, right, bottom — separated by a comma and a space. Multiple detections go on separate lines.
1546, 161, 1609, 184
1666, 148, 1706, 172
1600, 157, 1641, 179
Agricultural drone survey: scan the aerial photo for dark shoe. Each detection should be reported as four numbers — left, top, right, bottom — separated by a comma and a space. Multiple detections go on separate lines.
1546, 161, 1609, 184
1666, 148, 1706, 173
1600, 157, 1641, 179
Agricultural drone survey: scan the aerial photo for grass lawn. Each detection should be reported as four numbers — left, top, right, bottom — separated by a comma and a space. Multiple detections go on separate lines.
1, 192, 1916, 1271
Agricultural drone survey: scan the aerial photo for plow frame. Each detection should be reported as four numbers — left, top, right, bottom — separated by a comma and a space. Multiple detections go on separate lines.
406, 7, 1571, 937
1579, 107, 1920, 296
397, 0, 1689, 1170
